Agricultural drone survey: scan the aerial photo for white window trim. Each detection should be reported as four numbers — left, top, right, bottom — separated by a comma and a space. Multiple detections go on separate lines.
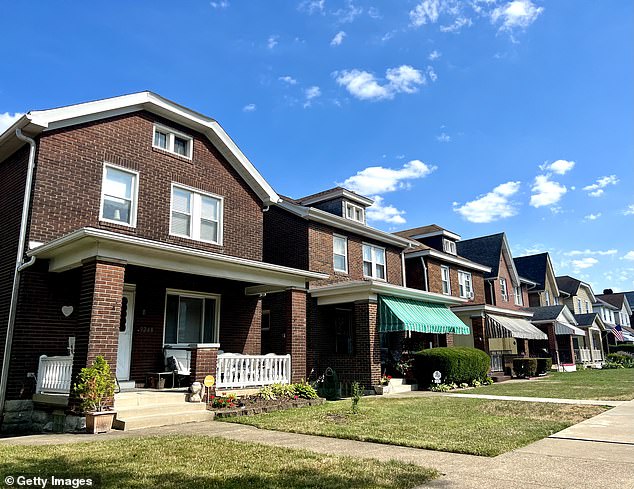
441, 265, 451, 295
99, 163, 139, 228
514, 285, 523, 306
163, 288, 221, 346
169, 183, 224, 246
362, 243, 387, 281
343, 201, 365, 224
500, 278, 508, 301
458, 270, 472, 298
544, 290, 550, 306
333, 234, 348, 273
443, 238, 457, 255
153, 124, 193, 160
585, 300, 591, 313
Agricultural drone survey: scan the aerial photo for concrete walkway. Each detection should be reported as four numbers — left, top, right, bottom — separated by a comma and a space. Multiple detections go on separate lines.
3, 400, 634, 488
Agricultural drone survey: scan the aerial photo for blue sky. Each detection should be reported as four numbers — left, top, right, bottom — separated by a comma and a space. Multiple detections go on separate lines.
1, 1, 632, 292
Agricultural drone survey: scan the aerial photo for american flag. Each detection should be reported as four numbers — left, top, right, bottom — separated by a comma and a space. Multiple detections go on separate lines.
613, 325, 625, 342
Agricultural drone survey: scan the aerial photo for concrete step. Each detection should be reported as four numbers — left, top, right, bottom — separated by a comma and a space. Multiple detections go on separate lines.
385, 382, 418, 394
117, 380, 136, 390
388, 378, 407, 387
115, 402, 207, 418
113, 410, 214, 431
114, 390, 189, 409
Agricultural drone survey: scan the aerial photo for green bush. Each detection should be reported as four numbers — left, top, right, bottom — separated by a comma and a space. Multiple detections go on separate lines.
73, 356, 116, 413
413, 347, 490, 387
293, 381, 319, 399
613, 345, 634, 355
607, 353, 634, 368
258, 382, 320, 400
350, 382, 362, 414
603, 361, 625, 369
536, 358, 553, 375
513, 358, 538, 378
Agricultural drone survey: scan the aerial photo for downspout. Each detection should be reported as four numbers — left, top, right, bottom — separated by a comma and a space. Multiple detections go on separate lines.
488, 280, 496, 306
0, 129, 38, 423
401, 251, 407, 288
421, 257, 429, 291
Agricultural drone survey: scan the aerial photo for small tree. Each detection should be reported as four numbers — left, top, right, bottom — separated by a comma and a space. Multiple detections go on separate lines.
350, 381, 363, 414
74, 356, 116, 412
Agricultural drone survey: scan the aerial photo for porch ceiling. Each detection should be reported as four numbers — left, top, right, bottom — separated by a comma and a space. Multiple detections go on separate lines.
28, 227, 328, 288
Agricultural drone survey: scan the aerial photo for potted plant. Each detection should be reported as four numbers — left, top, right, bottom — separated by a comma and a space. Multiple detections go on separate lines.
374, 374, 392, 395
74, 356, 117, 434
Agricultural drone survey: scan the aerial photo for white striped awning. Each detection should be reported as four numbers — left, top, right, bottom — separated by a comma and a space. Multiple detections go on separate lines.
554, 321, 586, 336
486, 314, 548, 341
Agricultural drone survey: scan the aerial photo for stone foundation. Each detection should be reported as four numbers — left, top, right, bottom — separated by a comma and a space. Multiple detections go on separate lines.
1, 400, 85, 434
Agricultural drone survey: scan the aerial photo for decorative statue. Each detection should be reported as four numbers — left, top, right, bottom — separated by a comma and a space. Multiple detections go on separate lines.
189, 382, 203, 402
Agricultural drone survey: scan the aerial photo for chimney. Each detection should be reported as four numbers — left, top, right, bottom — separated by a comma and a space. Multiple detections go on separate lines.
603, 288, 614, 294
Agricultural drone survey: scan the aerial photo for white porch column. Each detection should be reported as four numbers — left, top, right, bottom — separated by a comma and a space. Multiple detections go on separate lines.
587, 332, 595, 362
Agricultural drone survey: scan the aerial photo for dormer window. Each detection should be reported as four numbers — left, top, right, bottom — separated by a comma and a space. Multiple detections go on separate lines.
153, 124, 193, 159
443, 238, 457, 255
344, 201, 365, 224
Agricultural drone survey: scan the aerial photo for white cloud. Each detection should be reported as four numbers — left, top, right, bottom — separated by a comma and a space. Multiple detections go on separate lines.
381, 31, 396, 42
409, 0, 440, 27
623, 251, 634, 261
298, 0, 324, 14
440, 17, 472, 33
210, 0, 229, 8
366, 196, 406, 224
333, 1, 363, 23
279, 75, 297, 85
530, 175, 567, 208
583, 175, 619, 197
453, 181, 521, 223
330, 31, 346, 46
436, 132, 451, 143
491, 0, 544, 31
571, 257, 598, 270
564, 249, 617, 256
242, 104, 256, 112
624, 204, 634, 216
584, 213, 601, 221
334, 65, 426, 101
428, 50, 441, 61
539, 159, 575, 175
426, 66, 438, 82
341, 159, 436, 196
267, 35, 279, 49
0, 112, 23, 134
303, 86, 321, 108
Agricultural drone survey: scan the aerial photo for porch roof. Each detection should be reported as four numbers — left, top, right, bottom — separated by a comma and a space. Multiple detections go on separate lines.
378, 295, 470, 335
486, 314, 548, 340
554, 322, 586, 336
28, 227, 328, 288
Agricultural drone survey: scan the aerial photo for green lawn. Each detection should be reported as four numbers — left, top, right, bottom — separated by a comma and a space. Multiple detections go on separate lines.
221, 397, 607, 456
0, 435, 437, 489
473, 368, 634, 401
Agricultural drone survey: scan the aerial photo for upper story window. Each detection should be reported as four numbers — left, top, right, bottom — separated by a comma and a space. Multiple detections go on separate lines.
499, 278, 508, 301
333, 235, 348, 273
153, 124, 193, 159
164, 290, 219, 344
458, 271, 472, 298
554, 296, 559, 305
443, 239, 457, 255
544, 290, 550, 306
100, 163, 138, 227
441, 265, 451, 295
170, 184, 223, 245
363, 244, 386, 280
344, 201, 365, 224
577, 298, 582, 314
585, 300, 591, 313
514, 285, 523, 306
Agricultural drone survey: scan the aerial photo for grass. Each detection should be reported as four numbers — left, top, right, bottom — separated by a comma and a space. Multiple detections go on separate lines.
222, 396, 607, 457
0, 435, 437, 489
473, 368, 634, 401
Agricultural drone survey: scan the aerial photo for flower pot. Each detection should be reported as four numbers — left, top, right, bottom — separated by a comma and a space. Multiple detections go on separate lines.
373, 385, 390, 395
85, 411, 116, 434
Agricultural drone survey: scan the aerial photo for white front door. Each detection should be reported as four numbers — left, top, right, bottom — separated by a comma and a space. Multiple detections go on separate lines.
116, 287, 136, 381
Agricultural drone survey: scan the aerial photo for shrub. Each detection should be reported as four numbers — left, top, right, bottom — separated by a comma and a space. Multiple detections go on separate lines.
603, 361, 625, 369
536, 358, 553, 375
350, 382, 362, 414
607, 353, 634, 368
413, 347, 490, 387
73, 356, 116, 413
612, 345, 634, 355
293, 381, 319, 399
210, 394, 237, 409
513, 358, 538, 378
258, 382, 320, 400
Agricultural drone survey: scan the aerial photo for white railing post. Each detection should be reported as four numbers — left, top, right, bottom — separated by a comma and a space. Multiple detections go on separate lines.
36, 354, 74, 395
215, 353, 292, 389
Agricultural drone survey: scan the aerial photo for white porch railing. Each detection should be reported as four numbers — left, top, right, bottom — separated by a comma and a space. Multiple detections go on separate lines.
36, 355, 73, 394
216, 353, 291, 389
592, 349, 603, 362
575, 348, 592, 363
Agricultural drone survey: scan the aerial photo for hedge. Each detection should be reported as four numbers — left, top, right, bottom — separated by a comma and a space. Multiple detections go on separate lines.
536, 357, 552, 375
413, 347, 490, 386
613, 345, 634, 355
513, 358, 538, 378
607, 352, 634, 368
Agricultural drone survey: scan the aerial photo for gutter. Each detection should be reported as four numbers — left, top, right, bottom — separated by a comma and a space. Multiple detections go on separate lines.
421, 257, 429, 291
0, 129, 38, 423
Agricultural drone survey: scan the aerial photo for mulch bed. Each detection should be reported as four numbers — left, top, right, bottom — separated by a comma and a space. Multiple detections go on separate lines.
209, 396, 324, 418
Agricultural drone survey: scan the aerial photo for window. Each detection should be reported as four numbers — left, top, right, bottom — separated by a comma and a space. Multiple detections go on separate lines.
585, 301, 591, 313
153, 125, 193, 159
344, 201, 365, 224
577, 298, 582, 314
514, 286, 523, 306
554, 296, 559, 305
100, 164, 138, 226
261, 310, 270, 331
333, 235, 348, 273
164, 290, 219, 344
499, 278, 508, 301
170, 184, 223, 244
443, 239, 457, 255
334, 308, 353, 354
544, 290, 550, 306
458, 271, 472, 298
363, 244, 386, 280
441, 266, 451, 295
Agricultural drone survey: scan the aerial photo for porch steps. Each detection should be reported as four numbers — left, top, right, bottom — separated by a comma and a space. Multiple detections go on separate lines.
113, 390, 213, 431
385, 378, 418, 394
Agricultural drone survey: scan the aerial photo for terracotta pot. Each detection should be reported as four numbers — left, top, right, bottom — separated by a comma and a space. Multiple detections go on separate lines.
85, 411, 116, 434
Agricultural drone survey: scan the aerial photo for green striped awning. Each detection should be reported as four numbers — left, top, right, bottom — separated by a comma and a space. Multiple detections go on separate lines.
378, 295, 470, 335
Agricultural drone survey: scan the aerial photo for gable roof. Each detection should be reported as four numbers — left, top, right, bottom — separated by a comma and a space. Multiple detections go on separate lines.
625, 292, 634, 312
594, 297, 619, 311
514, 253, 548, 288
574, 313, 599, 327
296, 187, 374, 207
0, 91, 281, 205
456, 233, 520, 284
556, 275, 596, 302
597, 293, 632, 315
527, 305, 565, 321
395, 224, 461, 241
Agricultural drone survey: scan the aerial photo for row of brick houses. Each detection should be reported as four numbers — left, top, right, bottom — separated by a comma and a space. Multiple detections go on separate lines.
0, 92, 632, 431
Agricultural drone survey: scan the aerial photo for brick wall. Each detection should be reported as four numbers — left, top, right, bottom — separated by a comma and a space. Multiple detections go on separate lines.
263, 206, 308, 270
490, 253, 527, 310
425, 257, 486, 304
29, 111, 264, 261
190, 347, 218, 383
284, 289, 307, 382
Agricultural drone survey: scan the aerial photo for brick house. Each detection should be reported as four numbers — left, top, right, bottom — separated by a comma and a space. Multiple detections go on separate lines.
0, 92, 328, 432
594, 290, 634, 346
263, 189, 469, 386
447, 233, 548, 373
394, 224, 491, 351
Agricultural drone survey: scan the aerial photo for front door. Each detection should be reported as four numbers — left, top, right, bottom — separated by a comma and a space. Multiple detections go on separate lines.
116, 287, 136, 380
